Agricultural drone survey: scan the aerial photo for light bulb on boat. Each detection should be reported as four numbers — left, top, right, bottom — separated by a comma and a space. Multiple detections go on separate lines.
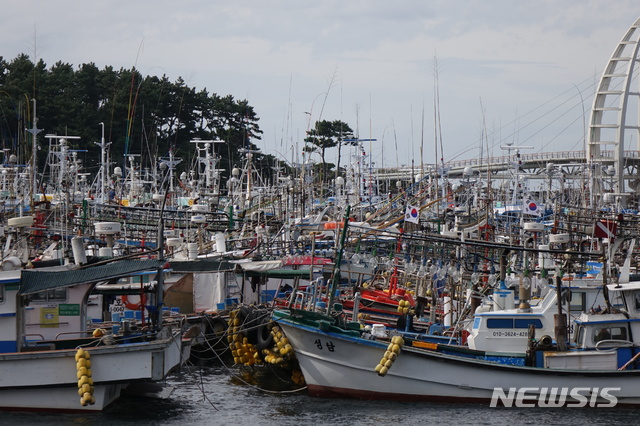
367, 256, 379, 269
429, 265, 438, 275
417, 265, 428, 278
488, 275, 497, 287
449, 269, 460, 281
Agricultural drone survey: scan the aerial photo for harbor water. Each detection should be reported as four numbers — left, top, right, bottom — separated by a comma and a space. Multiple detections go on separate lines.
4, 361, 640, 426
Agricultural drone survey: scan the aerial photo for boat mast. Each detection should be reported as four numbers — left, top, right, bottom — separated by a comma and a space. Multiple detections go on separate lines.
26, 99, 42, 204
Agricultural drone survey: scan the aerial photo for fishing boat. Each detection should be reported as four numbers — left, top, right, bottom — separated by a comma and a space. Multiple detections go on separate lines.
0, 255, 189, 412
273, 276, 640, 406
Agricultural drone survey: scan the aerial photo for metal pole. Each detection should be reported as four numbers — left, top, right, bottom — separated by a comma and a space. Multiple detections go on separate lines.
327, 205, 350, 313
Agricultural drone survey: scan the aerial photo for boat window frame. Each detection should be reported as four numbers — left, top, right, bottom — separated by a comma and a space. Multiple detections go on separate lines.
593, 325, 628, 343
514, 318, 544, 329
575, 324, 585, 346
569, 291, 586, 313
29, 288, 68, 303
473, 317, 481, 330
634, 291, 640, 313
485, 317, 544, 329
486, 318, 514, 329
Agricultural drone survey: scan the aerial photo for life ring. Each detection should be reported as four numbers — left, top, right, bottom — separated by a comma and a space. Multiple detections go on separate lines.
122, 294, 147, 311
255, 316, 275, 350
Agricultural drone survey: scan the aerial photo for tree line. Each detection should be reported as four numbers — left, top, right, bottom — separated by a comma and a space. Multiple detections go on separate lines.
0, 54, 362, 196
0, 53, 280, 186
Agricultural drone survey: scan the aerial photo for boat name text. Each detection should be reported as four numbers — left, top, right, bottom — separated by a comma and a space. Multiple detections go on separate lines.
314, 339, 335, 352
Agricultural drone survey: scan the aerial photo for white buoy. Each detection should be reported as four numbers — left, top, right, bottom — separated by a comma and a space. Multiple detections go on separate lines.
538, 244, 552, 269
187, 243, 198, 260
444, 296, 452, 327
1, 256, 21, 271
71, 236, 87, 265
98, 247, 113, 257
215, 233, 226, 253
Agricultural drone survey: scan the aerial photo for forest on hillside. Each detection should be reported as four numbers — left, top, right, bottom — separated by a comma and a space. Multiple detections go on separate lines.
0, 53, 283, 186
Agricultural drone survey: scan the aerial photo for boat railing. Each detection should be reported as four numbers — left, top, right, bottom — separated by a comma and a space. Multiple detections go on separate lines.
54, 330, 94, 339
292, 290, 313, 310
595, 339, 638, 350
23, 333, 45, 341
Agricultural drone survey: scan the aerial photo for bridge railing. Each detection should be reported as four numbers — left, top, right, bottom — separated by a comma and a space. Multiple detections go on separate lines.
444, 150, 640, 169
374, 150, 640, 177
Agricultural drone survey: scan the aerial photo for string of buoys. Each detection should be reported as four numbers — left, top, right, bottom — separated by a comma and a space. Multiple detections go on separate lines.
228, 309, 262, 366
262, 324, 293, 366
290, 368, 306, 386
396, 299, 411, 314
374, 335, 404, 376
224, 309, 305, 388
75, 348, 95, 406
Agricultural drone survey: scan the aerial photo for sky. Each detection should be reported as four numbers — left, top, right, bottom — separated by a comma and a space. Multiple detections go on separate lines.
2, 1, 639, 171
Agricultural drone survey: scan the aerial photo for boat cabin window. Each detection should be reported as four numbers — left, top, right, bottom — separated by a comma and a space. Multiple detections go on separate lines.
569, 292, 585, 313
575, 325, 586, 346
486, 318, 543, 329
473, 317, 481, 329
29, 288, 67, 303
634, 291, 640, 312
0, 285, 3, 303
593, 326, 628, 343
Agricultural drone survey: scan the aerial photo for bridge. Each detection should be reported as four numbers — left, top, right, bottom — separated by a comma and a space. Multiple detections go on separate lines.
377, 149, 640, 181
376, 17, 640, 206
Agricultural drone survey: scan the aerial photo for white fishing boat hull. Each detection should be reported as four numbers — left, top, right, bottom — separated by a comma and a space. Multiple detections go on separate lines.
277, 314, 640, 406
0, 328, 185, 412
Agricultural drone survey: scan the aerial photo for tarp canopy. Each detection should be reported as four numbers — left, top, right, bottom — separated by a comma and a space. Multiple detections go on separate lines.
240, 268, 314, 279
169, 258, 236, 273
19, 259, 164, 295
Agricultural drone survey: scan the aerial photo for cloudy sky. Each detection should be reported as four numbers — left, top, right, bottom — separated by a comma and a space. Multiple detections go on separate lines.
2, 1, 639, 170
